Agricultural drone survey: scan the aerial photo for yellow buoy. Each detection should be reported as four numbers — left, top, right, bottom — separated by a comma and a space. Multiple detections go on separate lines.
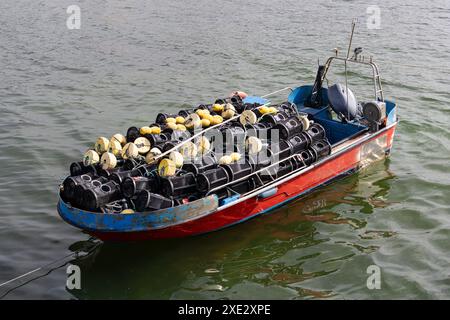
175, 116, 185, 124
100, 152, 117, 170
240, 110, 257, 125
121, 209, 135, 214
145, 147, 162, 164
139, 126, 152, 135
267, 107, 278, 114
219, 155, 233, 165
150, 126, 162, 134
201, 118, 211, 128
196, 109, 210, 119
169, 151, 184, 168
158, 158, 177, 177
94, 137, 110, 154
230, 152, 241, 162
212, 104, 224, 112
109, 139, 122, 156
134, 137, 151, 154
246, 136, 263, 154
166, 122, 178, 130
176, 124, 187, 131
210, 115, 223, 125
121, 142, 139, 159
222, 109, 235, 119
259, 106, 270, 114
165, 117, 176, 124
111, 133, 127, 146
83, 150, 100, 166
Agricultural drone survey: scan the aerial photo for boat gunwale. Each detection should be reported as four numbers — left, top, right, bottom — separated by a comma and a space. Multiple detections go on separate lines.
217, 120, 397, 211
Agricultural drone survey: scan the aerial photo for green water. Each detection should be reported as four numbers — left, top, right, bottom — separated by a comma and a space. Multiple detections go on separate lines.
1, 0, 450, 299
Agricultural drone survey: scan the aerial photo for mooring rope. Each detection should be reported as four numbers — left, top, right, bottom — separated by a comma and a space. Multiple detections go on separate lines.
0, 237, 101, 299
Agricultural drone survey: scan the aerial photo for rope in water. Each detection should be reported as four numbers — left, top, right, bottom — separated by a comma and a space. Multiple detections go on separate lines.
0, 237, 101, 299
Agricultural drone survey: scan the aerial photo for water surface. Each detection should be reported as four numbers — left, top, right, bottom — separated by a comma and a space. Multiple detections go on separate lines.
1, 0, 450, 299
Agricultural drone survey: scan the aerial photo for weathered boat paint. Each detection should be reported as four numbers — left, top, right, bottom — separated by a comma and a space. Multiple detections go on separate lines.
58, 195, 218, 232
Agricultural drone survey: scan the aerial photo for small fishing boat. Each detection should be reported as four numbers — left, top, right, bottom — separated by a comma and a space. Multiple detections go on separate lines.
57, 23, 397, 241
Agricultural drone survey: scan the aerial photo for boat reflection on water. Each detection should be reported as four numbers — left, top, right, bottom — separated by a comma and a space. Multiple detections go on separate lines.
67, 159, 396, 300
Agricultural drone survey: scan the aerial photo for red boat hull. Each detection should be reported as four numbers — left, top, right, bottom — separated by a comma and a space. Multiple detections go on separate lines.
89, 124, 396, 241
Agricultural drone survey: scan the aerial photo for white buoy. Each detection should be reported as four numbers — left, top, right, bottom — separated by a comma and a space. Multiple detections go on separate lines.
198, 136, 211, 154
109, 139, 122, 156
219, 155, 233, 165
179, 141, 198, 159
246, 136, 263, 154
169, 151, 184, 168
94, 137, 110, 154
145, 147, 162, 164
240, 110, 257, 125
110, 133, 127, 146
134, 137, 151, 154
100, 152, 117, 170
83, 150, 100, 166
122, 142, 139, 159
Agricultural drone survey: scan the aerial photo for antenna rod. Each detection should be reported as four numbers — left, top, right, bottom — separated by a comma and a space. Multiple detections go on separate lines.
346, 19, 357, 59
345, 19, 357, 120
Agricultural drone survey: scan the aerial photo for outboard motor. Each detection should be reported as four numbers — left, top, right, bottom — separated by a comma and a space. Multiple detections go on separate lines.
327, 83, 360, 120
